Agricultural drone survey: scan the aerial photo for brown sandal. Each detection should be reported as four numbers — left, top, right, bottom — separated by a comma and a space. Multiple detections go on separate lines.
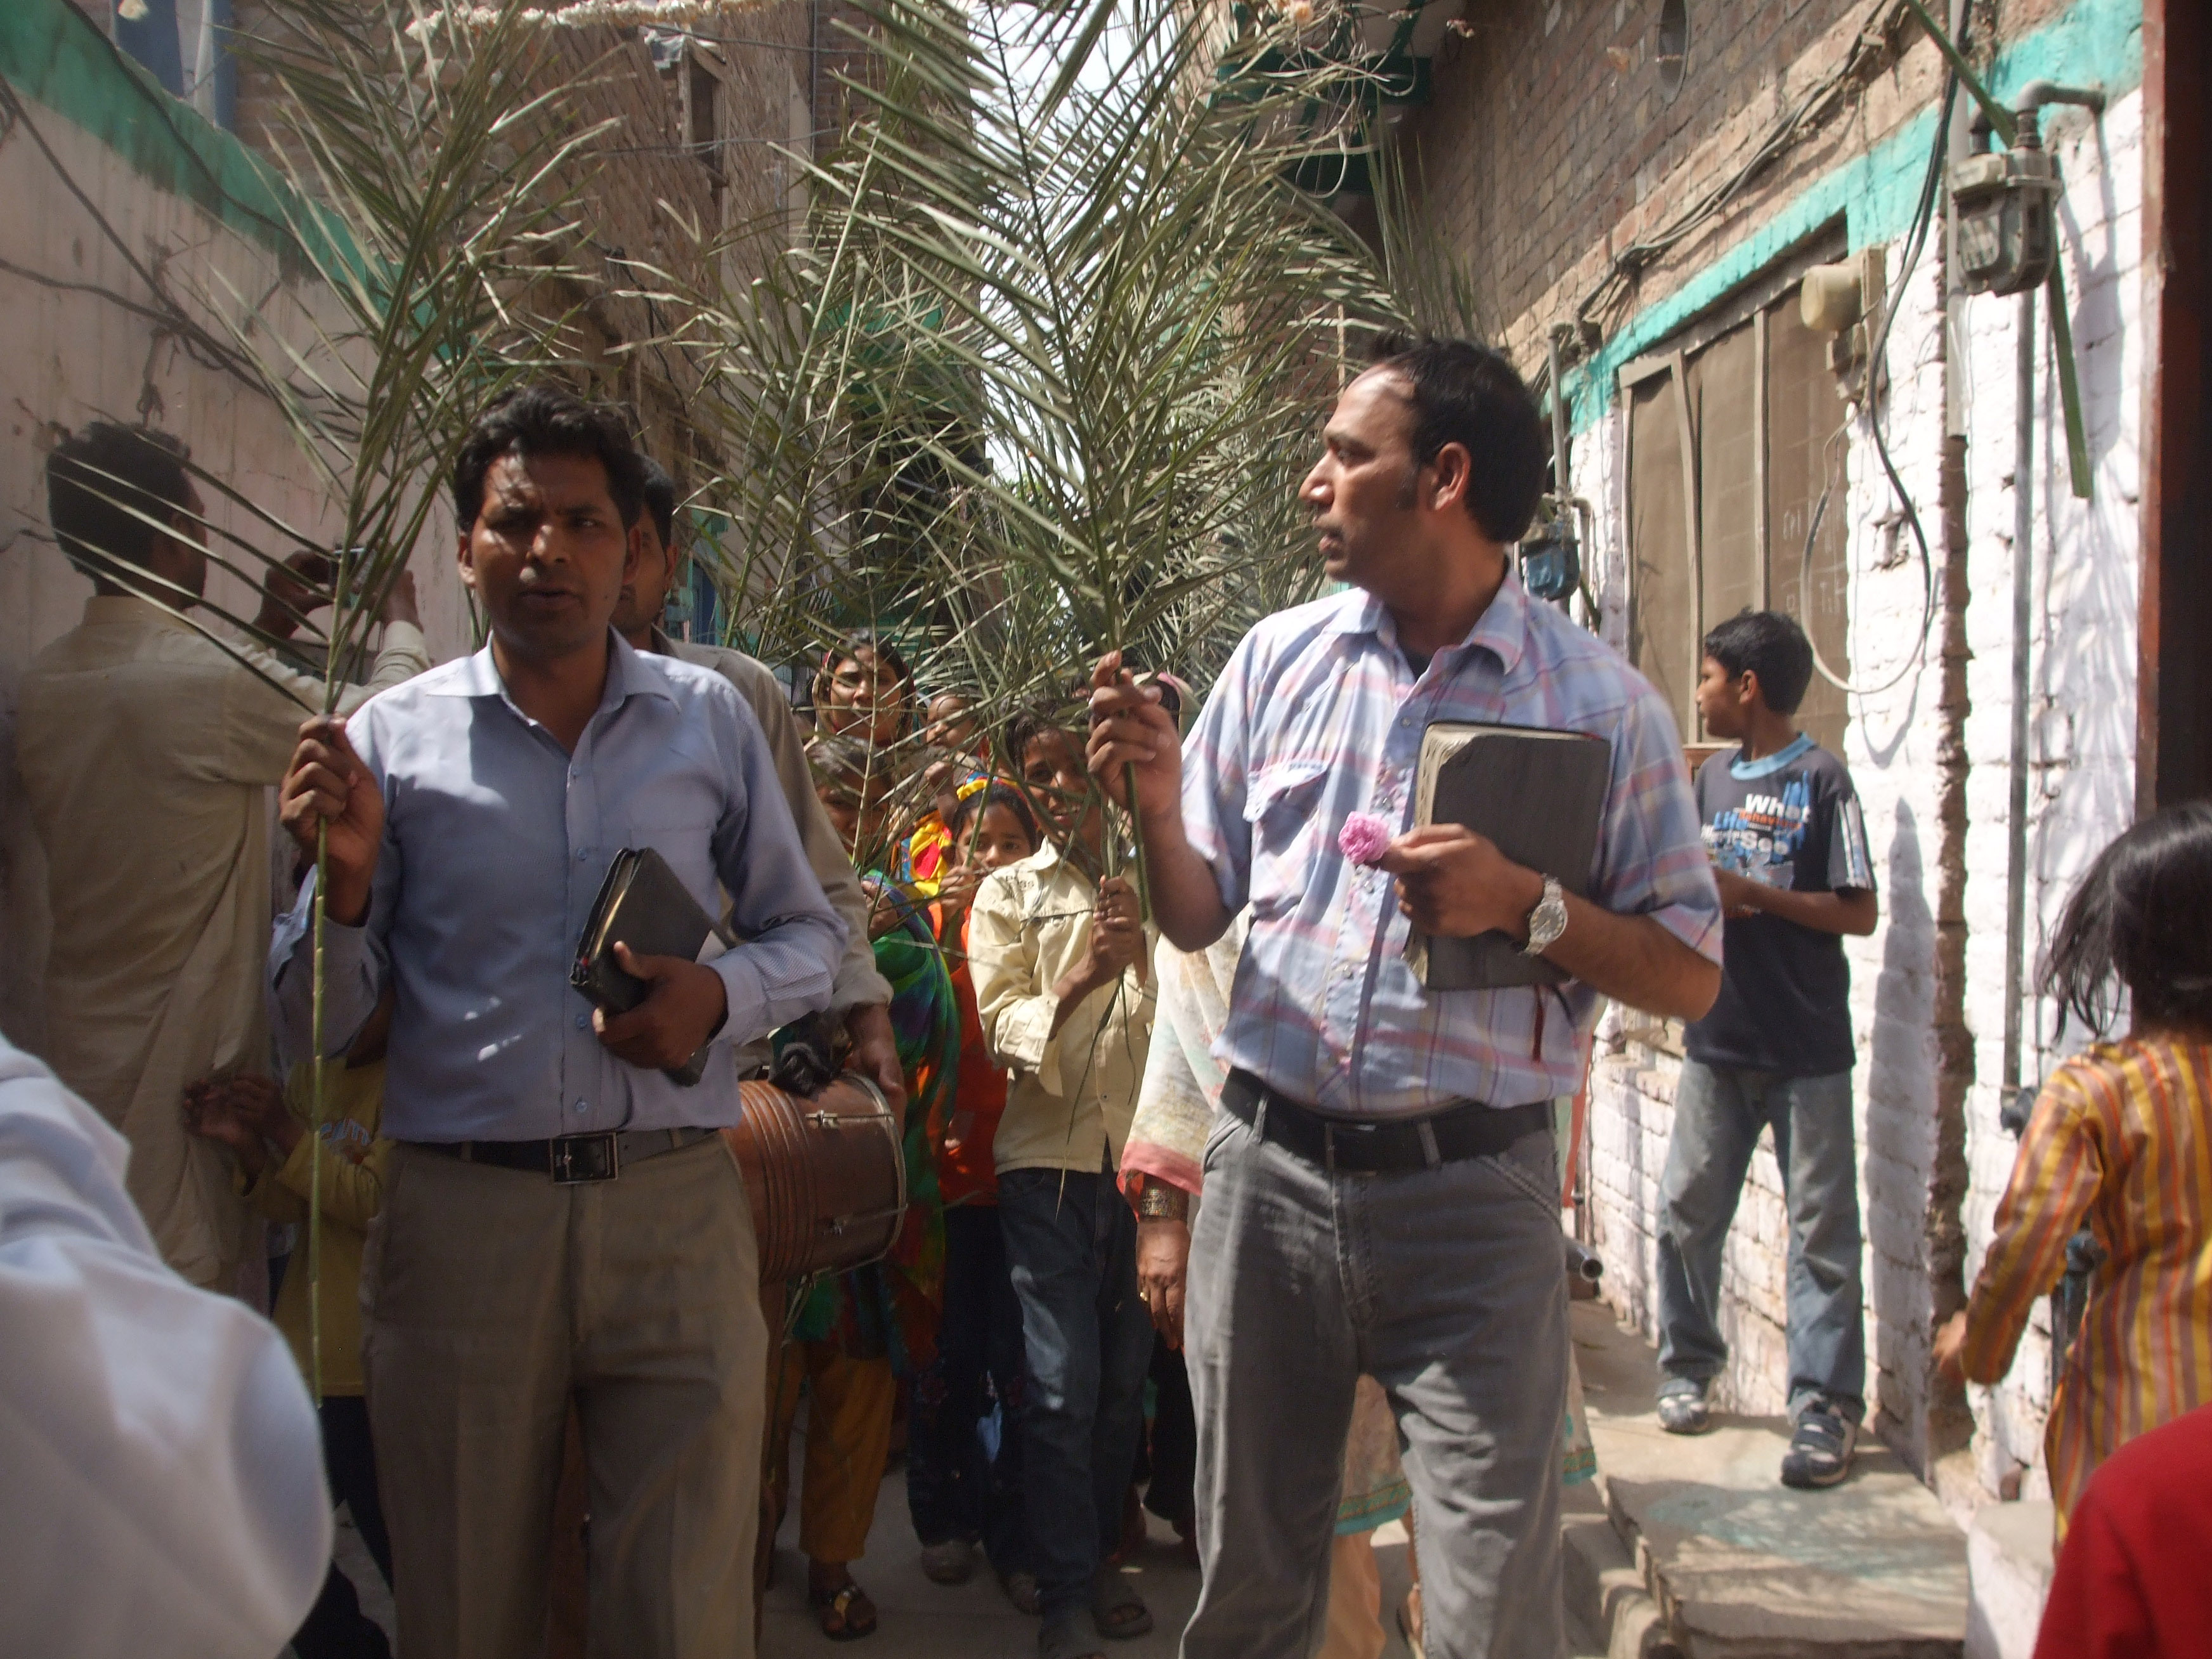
810, 1577, 878, 1641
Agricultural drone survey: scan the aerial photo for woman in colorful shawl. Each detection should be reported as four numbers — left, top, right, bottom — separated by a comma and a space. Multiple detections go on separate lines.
764, 764, 957, 1641
1120, 913, 1595, 1659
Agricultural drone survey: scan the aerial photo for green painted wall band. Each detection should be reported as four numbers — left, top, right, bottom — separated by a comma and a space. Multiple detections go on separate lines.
0, 0, 306, 254
1563, 0, 2144, 431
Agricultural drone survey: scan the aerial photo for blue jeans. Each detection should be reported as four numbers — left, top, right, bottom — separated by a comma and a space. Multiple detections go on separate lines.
997, 1166, 1154, 1624
906, 1203, 1029, 1575
1182, 1112, 1568, 1659
1655, 1060, 1866, 1420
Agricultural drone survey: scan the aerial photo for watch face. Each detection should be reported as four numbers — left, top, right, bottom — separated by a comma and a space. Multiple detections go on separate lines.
1525, 880, 1567, 954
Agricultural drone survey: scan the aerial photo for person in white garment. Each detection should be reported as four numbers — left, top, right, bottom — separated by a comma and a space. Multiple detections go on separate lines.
16, 420, 430, 1291
0, 1033, 330, 1656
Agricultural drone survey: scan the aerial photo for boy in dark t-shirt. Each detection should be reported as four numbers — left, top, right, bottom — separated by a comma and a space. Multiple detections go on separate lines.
1653, 611, 1878, 1491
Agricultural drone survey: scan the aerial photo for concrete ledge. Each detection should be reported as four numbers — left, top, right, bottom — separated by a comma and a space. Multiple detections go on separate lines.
1574, 1302, 1967, 1658
1564, 1483, 1680, 1658
1963, 1500, 2053, 1659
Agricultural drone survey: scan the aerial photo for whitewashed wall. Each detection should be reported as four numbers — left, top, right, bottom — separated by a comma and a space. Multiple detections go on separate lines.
1579, 85, 2145, 1496
1955, 86, 2145, 1495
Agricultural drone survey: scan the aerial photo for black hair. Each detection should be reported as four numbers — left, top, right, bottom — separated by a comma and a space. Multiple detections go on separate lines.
1001, 703, 1077, 775
827, 627, 913, 684
1365, 332, 1547, 543
450, 384, 647, 532
1702, 609, 1816, 716
2040, 802, 2212, 1038
807, 734, 888, 798
639, 456, 679, 551
813, 628, 916, 720
46, 422, 192, 580
947, 781, 1039, 852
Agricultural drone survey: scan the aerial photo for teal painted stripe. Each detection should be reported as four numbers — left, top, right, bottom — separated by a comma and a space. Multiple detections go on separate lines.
0, 0, 324, 259
1565, 0, 2144, 431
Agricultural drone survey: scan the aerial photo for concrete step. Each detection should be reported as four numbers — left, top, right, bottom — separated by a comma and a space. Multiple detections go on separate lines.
1563, 1479, 1677, 1658
1570, 1301, 1968, 1658
1962, 1498, 2053, 1659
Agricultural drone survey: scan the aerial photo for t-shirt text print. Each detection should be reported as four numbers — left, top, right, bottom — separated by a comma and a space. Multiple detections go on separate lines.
1686, 736, 1875, 1077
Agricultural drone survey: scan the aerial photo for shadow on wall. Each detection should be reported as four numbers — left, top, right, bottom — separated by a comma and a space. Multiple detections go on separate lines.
1865, 798, 1937, 1467
2029, 112, 2142, 1074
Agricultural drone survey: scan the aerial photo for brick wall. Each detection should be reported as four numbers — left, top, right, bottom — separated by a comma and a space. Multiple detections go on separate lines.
1396, 0, 1866, 346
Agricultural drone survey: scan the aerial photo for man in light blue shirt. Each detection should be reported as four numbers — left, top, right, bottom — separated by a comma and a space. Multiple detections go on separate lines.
1089, 338, 1721, 1659
271, 386, 843, 1659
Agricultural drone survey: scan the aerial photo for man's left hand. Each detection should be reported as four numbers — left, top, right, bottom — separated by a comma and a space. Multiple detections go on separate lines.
1136, 1216, 1190, 1348
843, 1003, 908, 1120
1376, 824, 1545, 940
594, 941, 729, 1069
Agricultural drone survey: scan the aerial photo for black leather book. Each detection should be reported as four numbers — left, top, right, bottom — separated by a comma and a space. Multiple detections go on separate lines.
1405, 722, 1613, 991
571, 846, 720, 1086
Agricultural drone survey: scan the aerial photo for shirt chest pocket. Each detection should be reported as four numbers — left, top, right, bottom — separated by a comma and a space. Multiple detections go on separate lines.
1243, 761, 1329, 921
616, 789, 724, 900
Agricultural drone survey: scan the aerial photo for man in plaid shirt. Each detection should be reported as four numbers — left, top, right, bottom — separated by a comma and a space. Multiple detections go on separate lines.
1086, 335, 1722, 1659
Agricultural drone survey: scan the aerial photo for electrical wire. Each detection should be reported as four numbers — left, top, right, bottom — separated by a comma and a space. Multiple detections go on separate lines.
1565, 0, 1911, 340
1515, 0, 1957, 694
1523, 0, 1908, 410
1795, 51, 1960, 698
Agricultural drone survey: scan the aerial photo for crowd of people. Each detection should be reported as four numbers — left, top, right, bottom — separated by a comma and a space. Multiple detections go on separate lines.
4, 332, 2212, 1659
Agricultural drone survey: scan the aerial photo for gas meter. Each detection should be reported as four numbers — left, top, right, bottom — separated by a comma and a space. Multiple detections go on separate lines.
1949, 129, 2058, 297
1519, 519, 1580, 603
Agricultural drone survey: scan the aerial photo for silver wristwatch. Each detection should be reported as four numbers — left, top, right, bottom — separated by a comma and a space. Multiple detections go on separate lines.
1521, 874, 1568, 957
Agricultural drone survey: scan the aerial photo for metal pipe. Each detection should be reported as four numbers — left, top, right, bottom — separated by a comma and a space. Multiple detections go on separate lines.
1547, 327, 1573, 500
2015, 80, 2107, 115
2002, 284, 2036, 1095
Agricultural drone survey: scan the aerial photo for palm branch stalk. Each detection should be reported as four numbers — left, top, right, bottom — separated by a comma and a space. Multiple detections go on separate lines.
309, 823, 331, 1399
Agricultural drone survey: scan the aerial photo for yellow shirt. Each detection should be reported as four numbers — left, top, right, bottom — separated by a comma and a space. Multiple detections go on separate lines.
1963, 1038, 2212, 1533
969, 843, 1156, 1176
15, 596, 426, 1286
243, 1058, 391, 1397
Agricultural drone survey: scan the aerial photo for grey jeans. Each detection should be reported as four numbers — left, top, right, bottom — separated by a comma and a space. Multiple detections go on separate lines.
1181, 1110, 1568, 1659
1654, 1060, 1866, 1420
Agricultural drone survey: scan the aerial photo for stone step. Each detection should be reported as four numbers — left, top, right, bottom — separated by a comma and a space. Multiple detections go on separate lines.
1564, 1480, 1677, 1658
1962, 1497, 2054, 1659
1570, 1301, 1969, 1658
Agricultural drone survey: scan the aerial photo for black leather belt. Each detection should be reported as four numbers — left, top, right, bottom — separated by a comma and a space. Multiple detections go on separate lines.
408, 1126, 719, 1185
1221, 1070, 1551, 1175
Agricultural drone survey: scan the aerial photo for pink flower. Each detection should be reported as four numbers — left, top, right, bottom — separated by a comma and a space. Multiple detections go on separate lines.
1338, 812, 1393, 867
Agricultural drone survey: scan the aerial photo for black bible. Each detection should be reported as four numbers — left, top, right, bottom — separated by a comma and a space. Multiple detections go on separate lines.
1405, 722, 1613, 991
571, 846, 722, 1086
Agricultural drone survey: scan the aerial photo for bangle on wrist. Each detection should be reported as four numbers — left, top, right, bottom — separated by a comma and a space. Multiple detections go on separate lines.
1137, 1181, 1189, 1221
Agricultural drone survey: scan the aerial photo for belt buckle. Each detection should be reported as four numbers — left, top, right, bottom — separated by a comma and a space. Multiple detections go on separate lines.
550, 1131, 620, 1185
1325, 1119, 1380, 1177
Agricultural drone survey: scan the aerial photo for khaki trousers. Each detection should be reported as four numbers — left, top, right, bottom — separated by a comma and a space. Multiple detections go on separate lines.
363, 1136, 768, 1659
1317, 1533, 1385, 1659
762, 1339, 897, 1565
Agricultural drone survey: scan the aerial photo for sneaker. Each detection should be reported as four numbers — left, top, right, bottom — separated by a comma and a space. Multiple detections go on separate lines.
919, 1537, 977, 1585
1655, 1382, 1712, 1435
1780, 1400, 1857, 1488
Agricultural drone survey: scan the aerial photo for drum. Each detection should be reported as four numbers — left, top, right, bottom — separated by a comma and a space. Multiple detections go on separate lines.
722, 1073, 906, 1283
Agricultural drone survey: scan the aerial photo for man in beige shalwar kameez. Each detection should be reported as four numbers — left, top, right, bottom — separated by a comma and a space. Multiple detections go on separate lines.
16, 423, 429, 1289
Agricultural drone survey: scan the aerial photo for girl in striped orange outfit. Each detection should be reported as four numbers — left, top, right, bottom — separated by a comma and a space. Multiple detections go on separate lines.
1935, 802, 2212, 1535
